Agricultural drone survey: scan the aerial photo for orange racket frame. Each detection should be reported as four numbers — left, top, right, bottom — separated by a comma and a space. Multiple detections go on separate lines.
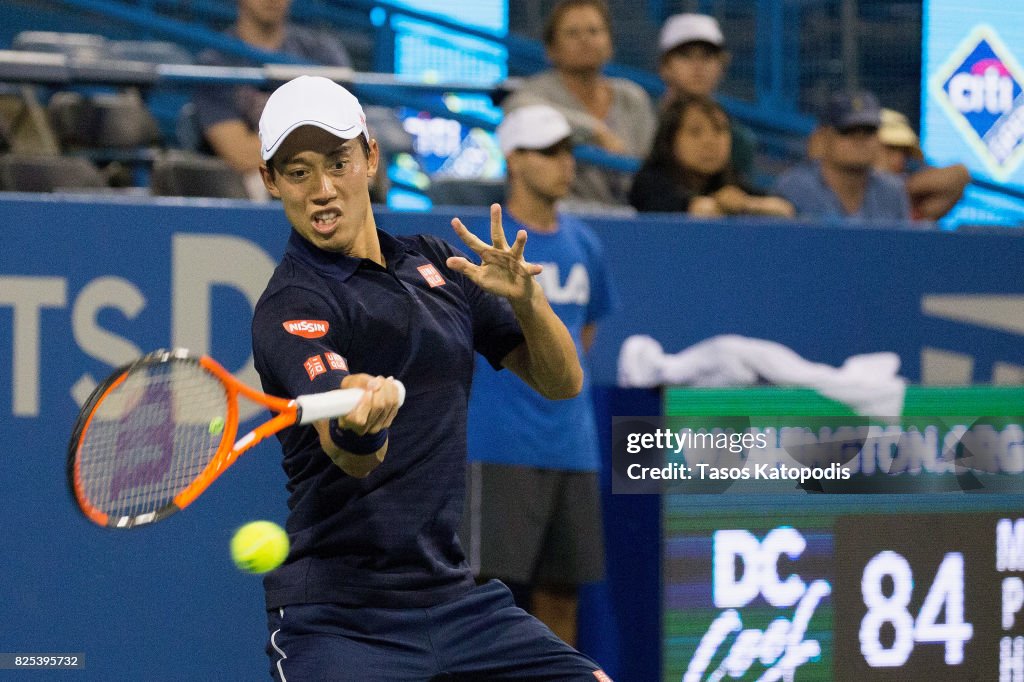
68, 349, 401, 529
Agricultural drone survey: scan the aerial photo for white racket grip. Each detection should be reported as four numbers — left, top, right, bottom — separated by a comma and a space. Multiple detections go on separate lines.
295, 381, 406, 425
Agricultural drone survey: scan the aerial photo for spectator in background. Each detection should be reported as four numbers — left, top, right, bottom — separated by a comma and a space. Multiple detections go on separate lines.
656, 13, 757, 182
502, 0, 655, 206
774, 91, 911, 221
462, 105, 616, 649
193, 0, 353, 199
876, 108, 969, 221
629, 94, 794, 217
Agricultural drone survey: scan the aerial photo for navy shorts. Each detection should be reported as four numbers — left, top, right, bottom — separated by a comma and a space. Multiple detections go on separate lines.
265, 580, 611, 681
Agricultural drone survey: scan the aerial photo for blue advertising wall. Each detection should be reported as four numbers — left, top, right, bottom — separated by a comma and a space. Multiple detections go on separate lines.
1, 193, 1023, 681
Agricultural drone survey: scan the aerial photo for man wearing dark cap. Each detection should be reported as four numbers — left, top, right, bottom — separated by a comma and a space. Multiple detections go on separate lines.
774, 91, 911, 221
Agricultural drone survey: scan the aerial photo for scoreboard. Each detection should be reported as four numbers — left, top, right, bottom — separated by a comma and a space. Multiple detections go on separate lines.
660, 387, 1024, 681
666, 509, 1024, 681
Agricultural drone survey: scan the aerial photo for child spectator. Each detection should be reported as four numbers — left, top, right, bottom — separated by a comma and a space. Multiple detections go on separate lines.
630, 94, 793, 217
657, 13, 757, 181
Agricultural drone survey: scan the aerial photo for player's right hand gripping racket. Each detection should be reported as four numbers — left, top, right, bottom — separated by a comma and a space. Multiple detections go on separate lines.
68, 348, 405, 529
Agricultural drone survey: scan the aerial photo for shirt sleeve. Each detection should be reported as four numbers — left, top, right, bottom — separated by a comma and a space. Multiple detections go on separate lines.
417, 235, 524, 370
252, 285, 352, 401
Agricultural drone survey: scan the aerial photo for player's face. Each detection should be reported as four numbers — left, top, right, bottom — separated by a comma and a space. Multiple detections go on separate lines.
510, 140, 576, 202
673, 105, 731, 177
261, 126, 380, 256
660, 43, 728, 98
547, 6, 613, 72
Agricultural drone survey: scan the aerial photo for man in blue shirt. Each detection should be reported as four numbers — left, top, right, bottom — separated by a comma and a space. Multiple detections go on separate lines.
774, 90, 911, 222
462, 105, 616, 649
250, 76, 612, 680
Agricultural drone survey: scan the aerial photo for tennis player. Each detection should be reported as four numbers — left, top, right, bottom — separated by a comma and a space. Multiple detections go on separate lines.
251, 75, 612, 681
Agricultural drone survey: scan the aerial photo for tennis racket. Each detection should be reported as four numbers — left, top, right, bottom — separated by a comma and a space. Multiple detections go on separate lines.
67, 348, 405, 529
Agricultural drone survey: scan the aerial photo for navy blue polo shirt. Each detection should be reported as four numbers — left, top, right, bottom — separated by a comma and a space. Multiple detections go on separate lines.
251, 228, 524, 609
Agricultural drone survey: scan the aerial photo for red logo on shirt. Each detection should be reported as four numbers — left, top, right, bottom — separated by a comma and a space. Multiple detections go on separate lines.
283, 320, 329, 338
324, 352, 348, 371
303, 355, 326, 381
417, 264, 446, 288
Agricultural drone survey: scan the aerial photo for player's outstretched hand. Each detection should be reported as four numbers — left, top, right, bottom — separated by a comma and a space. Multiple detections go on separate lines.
447, 203, 542, 304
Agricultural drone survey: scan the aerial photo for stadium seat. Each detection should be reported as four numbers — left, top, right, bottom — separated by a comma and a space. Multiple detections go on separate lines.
11, 31, 108, 60
150, 151, 248, 199
425, 178, 505, 207
174, 102, 203, 151
0, 154, 106, 192
105, 40, 194, 65
48, 91, 162, 150
364, 105, 415, 157
0, 113, 11, 153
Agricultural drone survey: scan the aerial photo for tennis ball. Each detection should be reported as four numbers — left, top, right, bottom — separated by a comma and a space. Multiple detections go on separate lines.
208, 416, 225, 436
230, 521, 289, 574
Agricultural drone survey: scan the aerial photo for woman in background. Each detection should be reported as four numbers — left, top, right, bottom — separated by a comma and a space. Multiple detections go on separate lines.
502, 0, 655, 206
630, 94, 794, 217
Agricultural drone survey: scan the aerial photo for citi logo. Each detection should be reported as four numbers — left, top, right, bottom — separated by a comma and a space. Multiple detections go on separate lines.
931, 25, 1024, 177
282, 320, 329, 338
948, 60, 1014, 115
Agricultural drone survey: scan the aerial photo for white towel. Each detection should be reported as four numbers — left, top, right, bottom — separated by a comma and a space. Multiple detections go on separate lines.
618, 334, 906, 416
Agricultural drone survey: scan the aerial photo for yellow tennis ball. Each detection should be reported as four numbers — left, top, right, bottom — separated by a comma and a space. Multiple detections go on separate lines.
208, 416, 225, 436
230, 521, 289, 574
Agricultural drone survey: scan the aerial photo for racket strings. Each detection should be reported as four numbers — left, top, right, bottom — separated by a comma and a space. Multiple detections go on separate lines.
75, 360, 229, 520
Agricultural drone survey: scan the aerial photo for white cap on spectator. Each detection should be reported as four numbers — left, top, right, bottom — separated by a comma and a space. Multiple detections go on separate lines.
259, 75, 369, 162
659, 13, 725, 55
497, 105, 572, 156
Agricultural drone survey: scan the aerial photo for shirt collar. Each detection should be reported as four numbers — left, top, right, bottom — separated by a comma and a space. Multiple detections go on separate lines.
285, 228, 407, 281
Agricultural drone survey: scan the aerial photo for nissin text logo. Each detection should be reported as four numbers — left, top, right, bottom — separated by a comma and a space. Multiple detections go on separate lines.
282, 320, 329, 338
932, 26, 1024, 179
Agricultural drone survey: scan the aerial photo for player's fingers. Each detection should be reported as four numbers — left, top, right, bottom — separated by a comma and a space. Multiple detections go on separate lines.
450, 218, 489, 254
523, 261, 543, 276
362, 375, 402, 423
510, 228, 528, 260
343, 374, 393, 432
372, 380, 401, 430
338, 389, 375, 434
489, 203, 508, 249
446, 256, 482, 281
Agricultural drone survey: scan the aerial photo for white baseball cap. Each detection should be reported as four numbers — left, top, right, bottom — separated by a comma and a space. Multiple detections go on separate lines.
497, 105, 572, 156
659, 13, 725, 55
258, 75, 369, 162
